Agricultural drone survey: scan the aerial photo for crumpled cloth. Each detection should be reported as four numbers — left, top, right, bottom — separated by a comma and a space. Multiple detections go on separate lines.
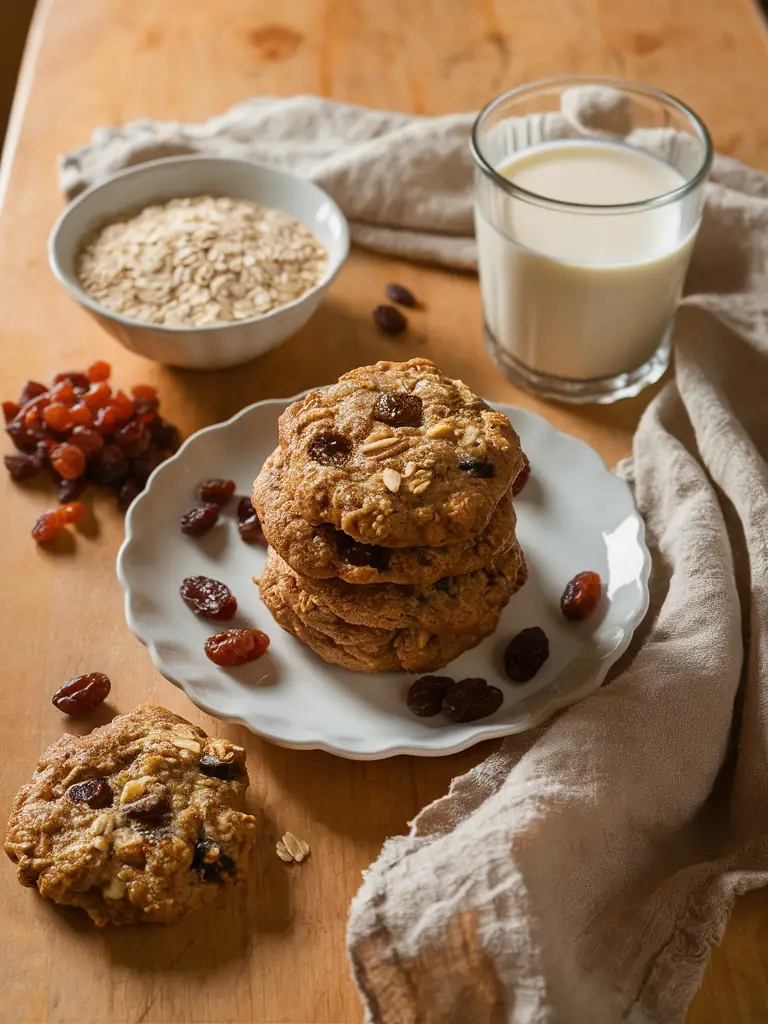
62, 97, 768, 1022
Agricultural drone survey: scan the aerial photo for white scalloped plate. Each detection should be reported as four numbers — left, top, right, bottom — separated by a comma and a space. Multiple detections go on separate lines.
117, 397, 650, 760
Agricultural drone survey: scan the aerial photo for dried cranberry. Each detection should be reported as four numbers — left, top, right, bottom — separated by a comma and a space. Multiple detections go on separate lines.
442, 678, 503, 722
406, 676, 453, 716
512, 454, 530, 496
2, 400, 19, 423
86, 360, 111, 383
181, 504, 220, 536
59, 501, 86, 525
134, 397, 160, 417
117, 479, 142, 511
180, 576, 238, 621
204, 628, 270, 666
372, 391, 423, 428
373, 304, 407, 335
52, 672, 111, 714
308, 431, 352, 466
458, 457, 495, 478
198, 478, 236, 505
58, 477, 88, 504
43, 403, 74, 432
18, 381, 47, 406
239, 516, 264, 544
83, 382, 112, 411
68, 778, 113, 809
191, 836, 236, 883
334, 530, 390, 571
51, 443, 86, 480
32, 510, 64, 543
69, 403, 93, 426
560, 571, 602, 620
131, 384, 157, 401
385, 282, 417, 308
198, 755, 243, 781
504, 627, 550, 682
5, 453, 41, 481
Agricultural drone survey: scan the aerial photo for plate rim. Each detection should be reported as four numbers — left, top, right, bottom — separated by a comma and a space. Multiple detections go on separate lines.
116, 395, 651, 760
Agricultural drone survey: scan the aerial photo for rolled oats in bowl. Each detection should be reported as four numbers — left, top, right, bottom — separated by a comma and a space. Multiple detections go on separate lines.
76, 196, 328, 328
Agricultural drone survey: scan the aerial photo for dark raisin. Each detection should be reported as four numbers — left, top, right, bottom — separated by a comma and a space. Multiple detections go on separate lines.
53, 371, 90, 389
237, 496, 255, 522
204, 628, 270, 666
512, 454, 531, 496
52, 672, 111, 714
2, 400, 20, 423
198, 478, 236, 505
504, 627, 550, 682
5, 453, 41, 481
385, 282, 417, 308
434, 577, 452, 592
18, 381, 48, 406
117, 479, 142, 511
239, 516, 265, 544
308, 431, 352, 466
191, 836, 236, 883
335, 531, 390, 571
149, 418, 181, 452
180, 575, 238, 621
58, 477, 88, 504
458, 457, 495, 478
130, 445, 164, 485
67, 779, 113, 809
560, 571, 602, 620
406, 675, 453, 716
373, 304, 407, 335
372, 391, 423, 428
89, 444, 129, 485
181, 503, 220, 536
199, 754, 243, 781
6, 420, 39, 453
442, 678, 503, 722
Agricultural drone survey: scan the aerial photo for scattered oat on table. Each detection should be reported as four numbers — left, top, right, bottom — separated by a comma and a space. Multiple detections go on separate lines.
276, 832, 310, 864
76, 196, 327, 327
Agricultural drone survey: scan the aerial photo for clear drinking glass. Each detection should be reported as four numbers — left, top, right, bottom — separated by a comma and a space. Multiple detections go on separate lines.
471, 77, 712, 404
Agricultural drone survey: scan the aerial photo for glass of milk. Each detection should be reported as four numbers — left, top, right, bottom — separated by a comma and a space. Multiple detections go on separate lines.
471, 77, 712, 403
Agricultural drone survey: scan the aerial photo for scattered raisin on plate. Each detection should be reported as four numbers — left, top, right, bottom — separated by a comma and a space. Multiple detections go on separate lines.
504, 626, 550, 682
204, 628, 271, 667
406, 676, 453, 717
237, 496, 265, 544
52, 672, 111, 714
442, 678, 503, 722
198, 478, 236, 505
180, 503, 220, 537
180, 576, 238, 621
561, 571, 602, 620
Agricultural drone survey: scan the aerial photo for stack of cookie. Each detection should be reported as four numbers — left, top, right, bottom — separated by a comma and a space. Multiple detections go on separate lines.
254, 359, 528, 674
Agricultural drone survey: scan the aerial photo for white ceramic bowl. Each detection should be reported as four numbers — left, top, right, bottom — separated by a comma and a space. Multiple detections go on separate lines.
48, 155, 349, 370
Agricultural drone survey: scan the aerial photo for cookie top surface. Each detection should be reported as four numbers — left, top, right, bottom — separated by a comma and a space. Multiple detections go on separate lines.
255, 452, 518, 584
259, 549, 508, 674
259, 359, 523, 548
4, 704, 256, 926
263, 542, 525, 636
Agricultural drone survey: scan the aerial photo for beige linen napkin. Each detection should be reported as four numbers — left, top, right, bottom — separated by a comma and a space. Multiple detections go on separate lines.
62, 98, 768, 1021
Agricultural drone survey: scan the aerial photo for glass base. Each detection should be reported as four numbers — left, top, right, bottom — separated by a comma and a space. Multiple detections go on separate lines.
484, 325, 672, 405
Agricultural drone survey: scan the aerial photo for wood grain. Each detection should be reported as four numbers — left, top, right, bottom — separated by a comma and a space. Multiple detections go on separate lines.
1, 1, 767, 1021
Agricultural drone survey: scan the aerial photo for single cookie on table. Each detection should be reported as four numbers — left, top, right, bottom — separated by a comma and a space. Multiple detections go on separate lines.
254, 452, 518, 584
286, 541, 526, 635
260, 549, 528, 673
255, 358, 524, 548
4, 705, 256, 926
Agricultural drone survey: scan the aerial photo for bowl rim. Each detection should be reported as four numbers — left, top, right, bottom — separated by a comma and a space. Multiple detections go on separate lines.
47, 153, 351, 335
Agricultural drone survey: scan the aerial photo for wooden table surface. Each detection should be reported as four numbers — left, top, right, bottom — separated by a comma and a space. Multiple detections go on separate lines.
2, 1, 768, 1021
